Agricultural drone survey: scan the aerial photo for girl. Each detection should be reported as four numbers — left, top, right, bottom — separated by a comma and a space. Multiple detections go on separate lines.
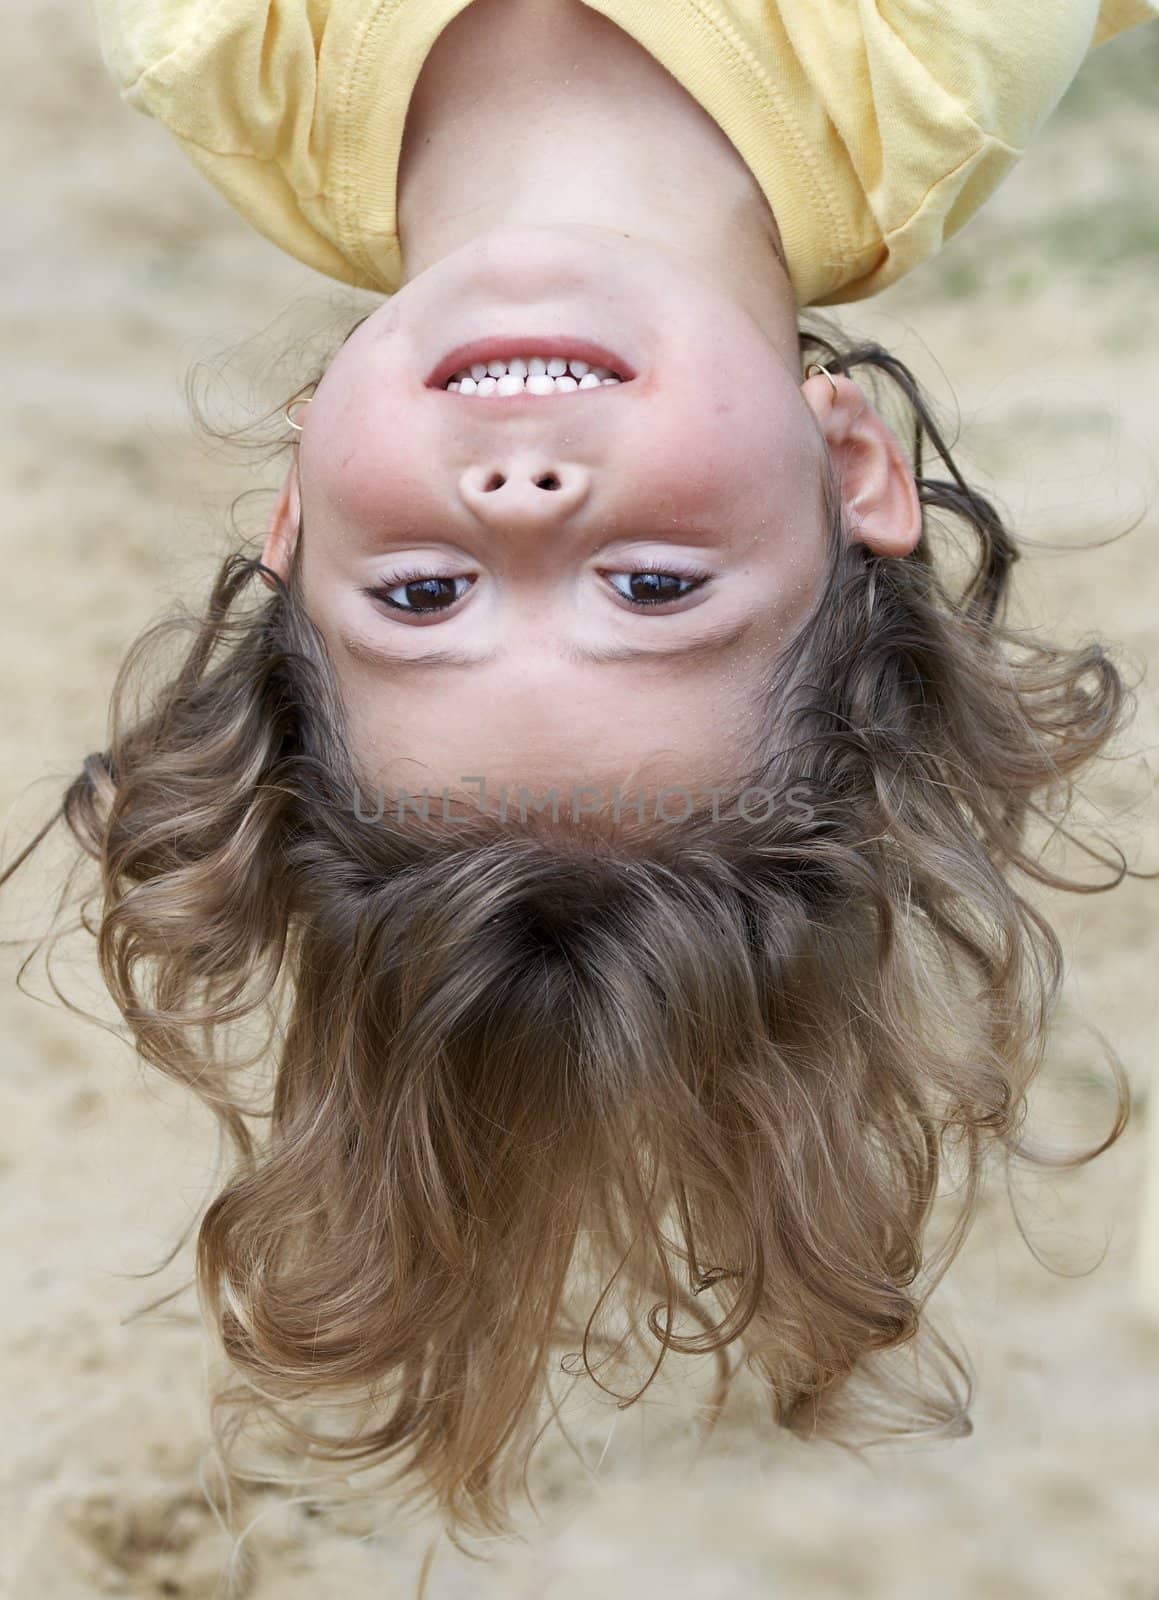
10, 0, 1155, 1559
89, 0, 1155, 821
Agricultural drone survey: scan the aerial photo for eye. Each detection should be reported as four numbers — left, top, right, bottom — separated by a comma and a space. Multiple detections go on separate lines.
605, 565, 710, 607
365, 572, 475, 614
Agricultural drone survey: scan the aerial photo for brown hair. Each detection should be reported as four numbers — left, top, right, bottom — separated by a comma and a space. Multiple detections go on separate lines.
4, 323, 1134, 1555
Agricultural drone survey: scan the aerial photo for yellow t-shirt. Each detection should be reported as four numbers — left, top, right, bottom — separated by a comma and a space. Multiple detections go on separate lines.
91, 0, 1156, 306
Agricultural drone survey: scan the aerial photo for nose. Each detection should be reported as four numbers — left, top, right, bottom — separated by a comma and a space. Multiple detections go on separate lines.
458, 458, 591, 529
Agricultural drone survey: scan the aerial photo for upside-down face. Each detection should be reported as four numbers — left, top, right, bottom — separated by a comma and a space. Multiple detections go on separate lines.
265, 226, 921, 811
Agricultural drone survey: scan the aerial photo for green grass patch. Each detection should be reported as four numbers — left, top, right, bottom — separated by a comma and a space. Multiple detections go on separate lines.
1054, 22, 1159, 122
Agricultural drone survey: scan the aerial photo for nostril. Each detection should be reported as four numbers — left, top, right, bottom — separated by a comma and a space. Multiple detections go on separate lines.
536, 474, 561, 492
484, 472, 506, 492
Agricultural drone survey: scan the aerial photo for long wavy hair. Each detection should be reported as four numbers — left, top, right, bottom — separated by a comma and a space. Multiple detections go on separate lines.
3, 321, 1134, 1557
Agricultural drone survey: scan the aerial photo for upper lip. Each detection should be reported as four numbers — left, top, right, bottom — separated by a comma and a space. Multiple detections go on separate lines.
425, 337, 637, 391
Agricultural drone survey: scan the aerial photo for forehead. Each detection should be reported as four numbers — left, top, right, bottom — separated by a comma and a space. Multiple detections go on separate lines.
339, 633, 780, 801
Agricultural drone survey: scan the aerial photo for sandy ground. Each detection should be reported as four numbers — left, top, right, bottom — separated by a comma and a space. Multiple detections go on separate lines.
1, 7, 1157, 1598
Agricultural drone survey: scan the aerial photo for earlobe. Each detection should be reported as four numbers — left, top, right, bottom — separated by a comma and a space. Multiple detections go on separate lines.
261, 466, 301, 588
803, 371, 921, 558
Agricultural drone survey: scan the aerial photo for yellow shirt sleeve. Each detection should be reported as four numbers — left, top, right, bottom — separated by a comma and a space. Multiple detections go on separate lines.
88, 0, 385, 286
88, 0, 1158, 306
767, 0, 1159, 303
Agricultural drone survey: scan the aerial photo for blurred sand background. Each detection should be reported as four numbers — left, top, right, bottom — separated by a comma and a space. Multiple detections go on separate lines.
1, 6, 1157, 1597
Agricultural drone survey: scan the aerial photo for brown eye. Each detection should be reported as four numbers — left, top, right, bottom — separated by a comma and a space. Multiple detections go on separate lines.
608, 570, 707, 606
368, 575, 474, 613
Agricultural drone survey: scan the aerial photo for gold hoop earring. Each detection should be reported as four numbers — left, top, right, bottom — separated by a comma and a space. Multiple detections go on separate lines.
805, 362, 839, 398
284, 390, 314, 433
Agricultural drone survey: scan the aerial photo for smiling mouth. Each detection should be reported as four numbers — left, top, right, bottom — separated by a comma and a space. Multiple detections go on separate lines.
427, 339, 635, 395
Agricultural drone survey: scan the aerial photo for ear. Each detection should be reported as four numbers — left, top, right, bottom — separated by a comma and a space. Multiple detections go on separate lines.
260, 464, 301, 588
802, 371, 921, 557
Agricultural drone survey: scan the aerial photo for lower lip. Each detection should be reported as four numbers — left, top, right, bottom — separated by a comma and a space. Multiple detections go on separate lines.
426, 337, 636, 390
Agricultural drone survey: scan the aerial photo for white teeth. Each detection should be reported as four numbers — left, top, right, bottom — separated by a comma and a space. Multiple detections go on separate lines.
468, 373, 622, 395
444, 356, 626, 394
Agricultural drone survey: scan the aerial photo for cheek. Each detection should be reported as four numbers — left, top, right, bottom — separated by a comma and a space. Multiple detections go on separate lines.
634, 385, 818, 526
629, 410, 745, 521
304, 385, 429, 535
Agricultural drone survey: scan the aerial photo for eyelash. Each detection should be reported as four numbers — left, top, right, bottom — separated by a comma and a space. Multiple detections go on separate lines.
365, 560, 712, 614
366, 569, 474, 613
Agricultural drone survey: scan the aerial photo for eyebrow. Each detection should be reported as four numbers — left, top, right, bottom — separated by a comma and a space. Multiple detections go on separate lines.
338, 612, 760, 671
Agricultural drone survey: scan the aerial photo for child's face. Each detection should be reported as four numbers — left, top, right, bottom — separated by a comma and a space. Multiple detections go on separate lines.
275, 228, 836, 805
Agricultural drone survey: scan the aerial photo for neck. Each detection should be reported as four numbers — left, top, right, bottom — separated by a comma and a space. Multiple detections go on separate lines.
396, 0, 798, 363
